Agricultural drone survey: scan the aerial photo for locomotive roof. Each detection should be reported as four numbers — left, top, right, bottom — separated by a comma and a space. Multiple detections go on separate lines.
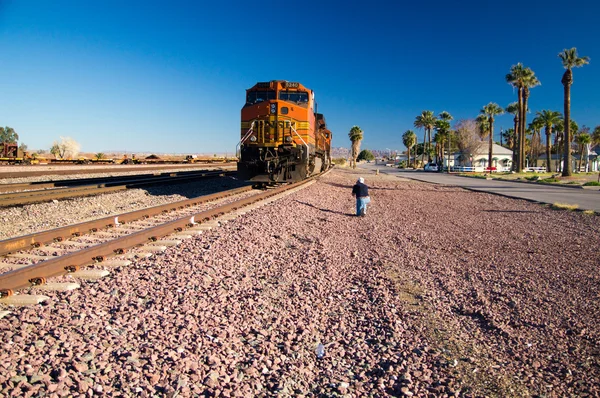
247, 81, 311, 91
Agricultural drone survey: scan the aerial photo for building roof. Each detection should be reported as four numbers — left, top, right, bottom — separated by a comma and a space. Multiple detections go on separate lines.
471, 142, 513, 156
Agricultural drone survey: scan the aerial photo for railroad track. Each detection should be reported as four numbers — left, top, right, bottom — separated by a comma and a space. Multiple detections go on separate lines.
0, 169, 236, 207
0, 172, 323, 308
0, 163, 236, 179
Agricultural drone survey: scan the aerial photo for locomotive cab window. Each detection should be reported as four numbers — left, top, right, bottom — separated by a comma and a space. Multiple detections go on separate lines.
280, 107, 289, 114
246, 90, 276, 105
279, 91, 309, 107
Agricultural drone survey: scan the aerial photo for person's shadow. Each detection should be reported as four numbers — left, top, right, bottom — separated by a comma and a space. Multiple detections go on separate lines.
295, 200, 355, 217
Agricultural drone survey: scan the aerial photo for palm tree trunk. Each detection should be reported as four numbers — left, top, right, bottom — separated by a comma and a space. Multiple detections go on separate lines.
512, 115, 519, 171
562, 69, 573, 176
427, 128, 431, 164
516, 89, 523, 172
420, 131, 426, 166
545, 128, 552, 172
521, 89, 529, 171
488, 117, 494, 171
579, 148, 583, 172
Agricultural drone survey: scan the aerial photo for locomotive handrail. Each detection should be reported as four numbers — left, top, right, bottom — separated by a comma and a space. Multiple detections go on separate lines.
289, 122, 310, 170
236, 120, 255, 158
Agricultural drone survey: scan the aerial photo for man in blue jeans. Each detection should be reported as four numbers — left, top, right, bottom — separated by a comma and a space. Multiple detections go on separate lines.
351, 177, 370, 216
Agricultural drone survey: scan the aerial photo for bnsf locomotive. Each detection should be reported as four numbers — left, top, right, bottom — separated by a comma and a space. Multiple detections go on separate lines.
237, 81, 332, 182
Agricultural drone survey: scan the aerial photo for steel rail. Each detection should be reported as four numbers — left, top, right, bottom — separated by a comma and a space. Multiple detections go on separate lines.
0, 176, 315, 295
0, 163, 236, 179
0, 185, 253, 256
0, 171, 236, 207
0, 168, 235, 193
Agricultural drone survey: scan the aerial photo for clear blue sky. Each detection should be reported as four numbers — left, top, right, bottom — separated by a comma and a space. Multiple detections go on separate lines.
1, 0, 598, 154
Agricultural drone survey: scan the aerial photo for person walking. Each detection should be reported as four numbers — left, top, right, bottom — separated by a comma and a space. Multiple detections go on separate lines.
352, 177, 370, 216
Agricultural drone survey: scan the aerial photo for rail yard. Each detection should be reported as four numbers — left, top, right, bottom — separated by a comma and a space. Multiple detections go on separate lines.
0, 165, 599, 397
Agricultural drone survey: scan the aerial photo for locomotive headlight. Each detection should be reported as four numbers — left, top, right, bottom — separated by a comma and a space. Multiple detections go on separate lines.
250, 136, 257, 142
285, 136, 292, 143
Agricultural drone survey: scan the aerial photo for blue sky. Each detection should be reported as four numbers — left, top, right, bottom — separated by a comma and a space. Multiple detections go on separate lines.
0, 0, 598, 154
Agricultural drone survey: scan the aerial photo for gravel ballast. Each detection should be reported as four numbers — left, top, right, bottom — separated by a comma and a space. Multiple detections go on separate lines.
1, 168, 599, 397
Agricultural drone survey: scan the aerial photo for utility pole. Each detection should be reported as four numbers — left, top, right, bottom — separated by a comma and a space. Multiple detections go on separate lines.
500, 127, 503, 146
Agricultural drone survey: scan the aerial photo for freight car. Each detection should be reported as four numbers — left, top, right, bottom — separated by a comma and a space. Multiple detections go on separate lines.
237, 81, 332, 182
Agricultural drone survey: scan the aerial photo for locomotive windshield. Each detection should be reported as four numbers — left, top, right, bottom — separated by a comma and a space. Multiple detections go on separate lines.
279, 91, 309, 106
246, 90, 276, 105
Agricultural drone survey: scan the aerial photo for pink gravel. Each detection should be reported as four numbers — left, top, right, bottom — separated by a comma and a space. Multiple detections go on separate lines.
1, 168, 599, 397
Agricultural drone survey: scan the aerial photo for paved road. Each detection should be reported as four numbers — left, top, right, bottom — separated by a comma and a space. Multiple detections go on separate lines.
360, 164, 600, 212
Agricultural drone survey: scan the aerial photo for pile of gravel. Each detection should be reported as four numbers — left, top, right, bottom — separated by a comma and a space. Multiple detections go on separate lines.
1, 168, 599, 397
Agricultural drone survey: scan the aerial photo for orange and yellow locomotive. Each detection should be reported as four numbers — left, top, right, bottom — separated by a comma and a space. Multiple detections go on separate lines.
237, 81, 332, 182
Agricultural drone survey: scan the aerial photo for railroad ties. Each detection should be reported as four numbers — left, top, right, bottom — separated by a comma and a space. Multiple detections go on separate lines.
0, 173, 324, 309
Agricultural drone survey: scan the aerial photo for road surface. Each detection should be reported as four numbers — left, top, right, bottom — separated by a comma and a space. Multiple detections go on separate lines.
361, 164, 600, 212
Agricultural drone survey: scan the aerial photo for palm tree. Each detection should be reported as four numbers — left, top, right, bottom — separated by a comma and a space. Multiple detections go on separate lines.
506, 64, 527, 172
576, 132, 591, 171
505, 102, 519, 168
438, 111, 453, 169
402, 130, 417, 168
506, 64, 538, 172
348, 125, 363, 169
481, 103, 504, 170
536, 110, 562, 172
414, 111, 436, 165
475, 114, 490, 140
528, 117, 544, 166
502, 128, 515, 150
593, 126, 600, 146
521, 72, 541, 170
559, 47, 590, 176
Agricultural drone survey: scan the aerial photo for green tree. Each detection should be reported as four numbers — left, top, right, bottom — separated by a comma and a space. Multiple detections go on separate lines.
505, 102, 519, 166
414, 110, 436, 165
592, 126, 600, 146
348, 126, 363, 169
521, 71, 541, 170
536, 110, 562, 171
506, 64, 538, 172
0, 126, 19, 144
95, 152, 105, 160
357, 149, 375, 162
475, 114, 490, 139
480, 103, 504, 170
402, 130, 417, 168
436, 111, 453, 166
559, 47, 590, 176
576, 133, 591, 171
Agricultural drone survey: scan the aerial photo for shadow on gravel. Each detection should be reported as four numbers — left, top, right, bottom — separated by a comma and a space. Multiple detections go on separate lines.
295, 200, 355, 217
142, 177, 252, 198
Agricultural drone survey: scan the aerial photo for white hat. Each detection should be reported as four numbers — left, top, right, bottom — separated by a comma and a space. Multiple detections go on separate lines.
358, 177, 364, 183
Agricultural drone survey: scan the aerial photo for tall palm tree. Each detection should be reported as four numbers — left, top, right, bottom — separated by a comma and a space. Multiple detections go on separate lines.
505, 102, 519, 168
414, 111, 436, 165
559, 47, 590, 176
592, 126, 600, 148
481, 103, 504, 170
506, 64, 527, 172
536, 110, 562, 171
506, 64, 537, 172
348, 125, 363, 169
521, 72, 541, 170
402, 130, 417, 168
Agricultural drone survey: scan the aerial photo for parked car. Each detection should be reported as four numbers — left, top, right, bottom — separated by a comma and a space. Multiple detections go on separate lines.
424, 163, 438, 172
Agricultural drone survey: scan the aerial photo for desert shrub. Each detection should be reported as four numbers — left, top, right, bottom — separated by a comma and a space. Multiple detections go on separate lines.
332, 158, 347, 166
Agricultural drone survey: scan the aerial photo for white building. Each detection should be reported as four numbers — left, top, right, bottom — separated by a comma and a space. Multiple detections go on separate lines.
444, 142, 513, 172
